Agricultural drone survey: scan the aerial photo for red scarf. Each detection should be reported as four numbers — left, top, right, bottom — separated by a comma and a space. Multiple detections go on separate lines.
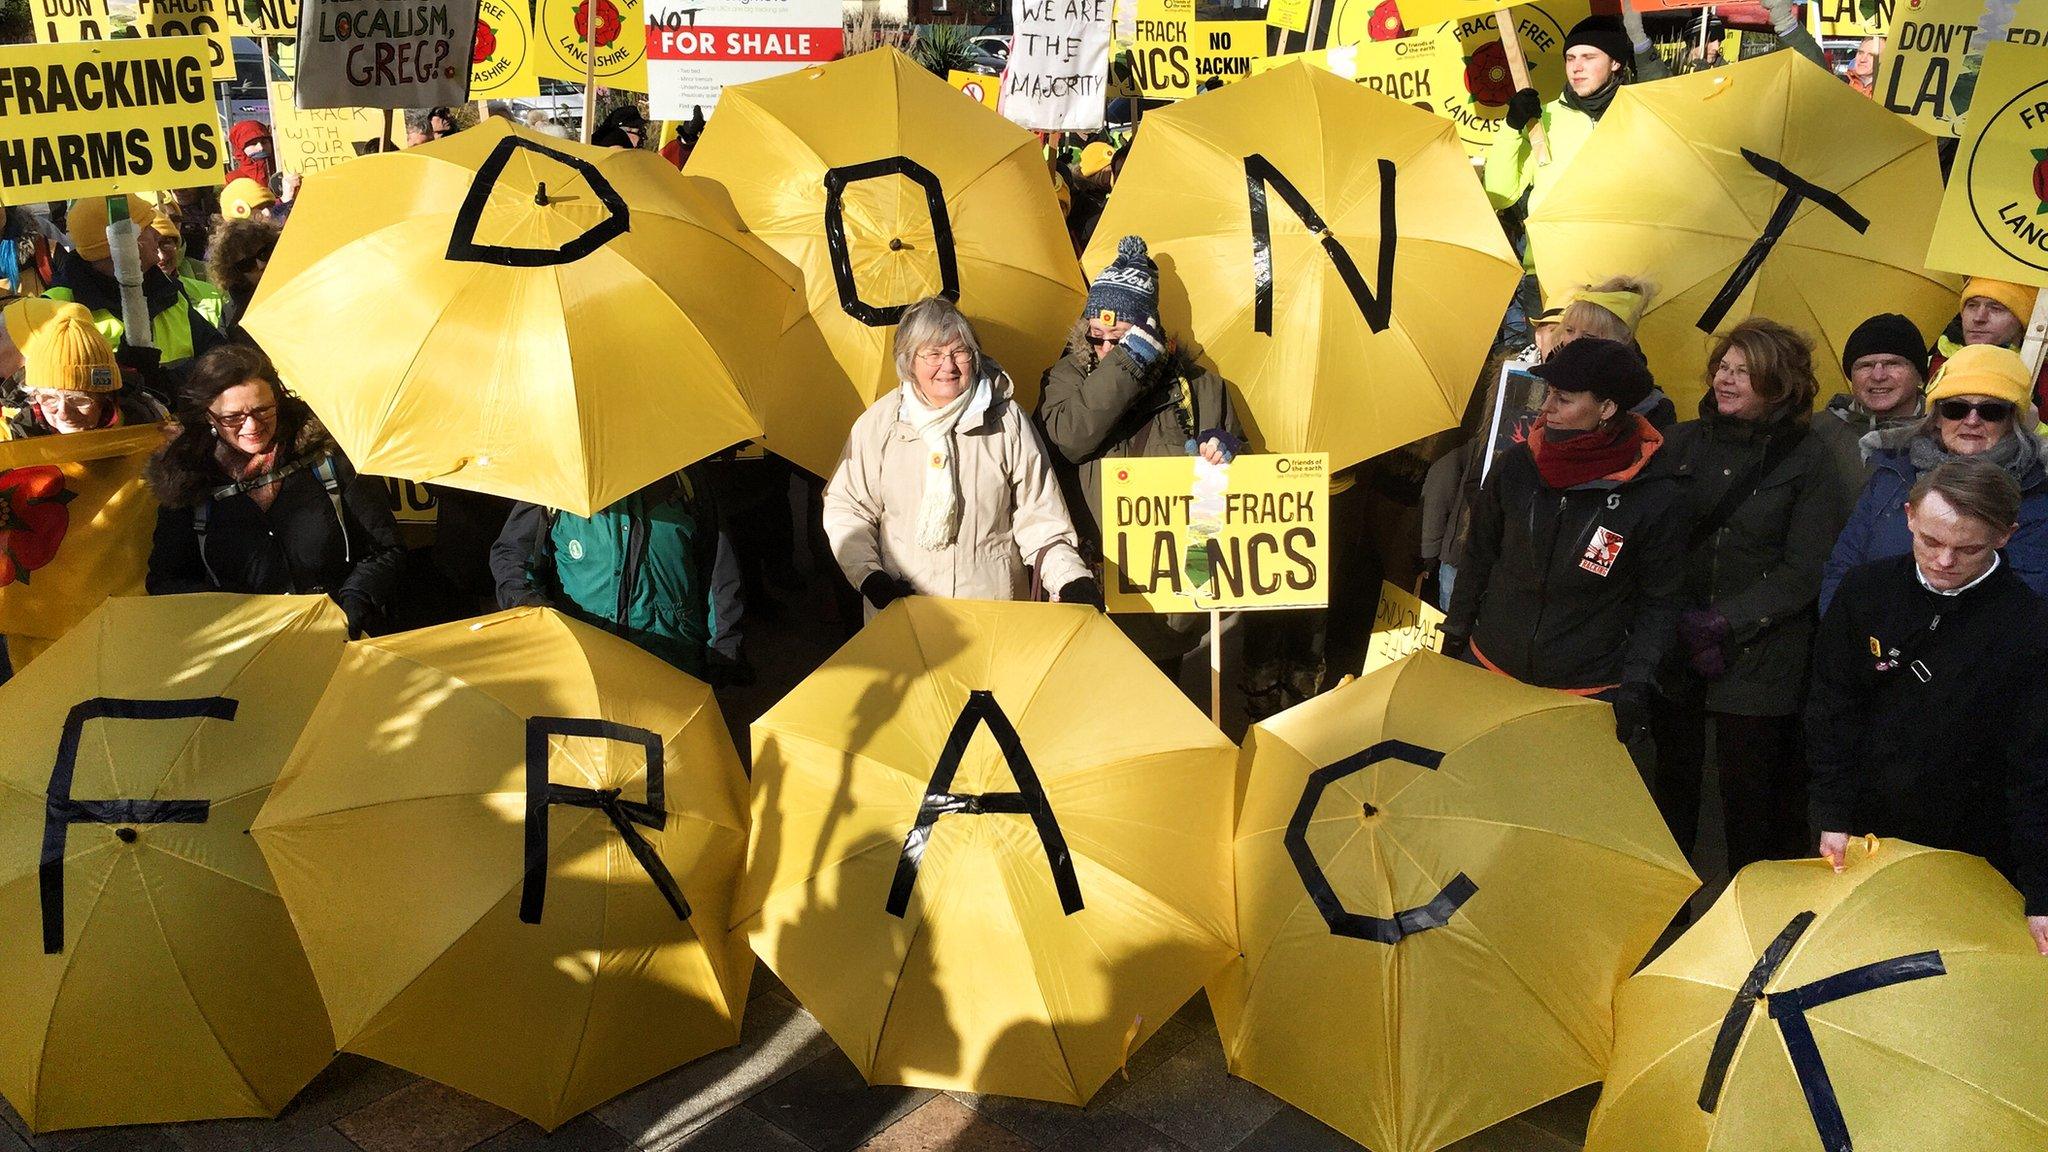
1529, 416, 1652, 490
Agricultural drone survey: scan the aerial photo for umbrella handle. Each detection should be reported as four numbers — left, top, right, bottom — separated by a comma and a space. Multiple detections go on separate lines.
1495, 10, 1549, 167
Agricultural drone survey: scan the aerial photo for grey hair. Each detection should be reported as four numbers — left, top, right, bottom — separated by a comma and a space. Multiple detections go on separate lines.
893, 296, 981, 382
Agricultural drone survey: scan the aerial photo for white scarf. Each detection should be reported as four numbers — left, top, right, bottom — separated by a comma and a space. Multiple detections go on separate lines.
900, 378, 985, 551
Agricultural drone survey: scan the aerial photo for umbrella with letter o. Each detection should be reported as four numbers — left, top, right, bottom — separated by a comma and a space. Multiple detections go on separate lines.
737, 598, 1236, 1104
1211, 651, 1698, 1152
244, 119, 847, 514
687, 47, 1086, 411
0, 594, 346, 1132
1586, 839, 2048, 1152
251, 607, 751, 1130
1083, 62, 1521, 471
1529, 52, 1961, 414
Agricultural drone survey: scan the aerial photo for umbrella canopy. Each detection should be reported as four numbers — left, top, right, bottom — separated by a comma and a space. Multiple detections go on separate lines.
1586, 839, 2048, 1152
1211, 651, 1698, 1152
1530, 52, 1962, 414
244, 118, 847, 515
738, 598, 1237, 1104
250, 608, 751, 1130
687, 47, 1086, 410
1084, 62, 1521, 471
0, 594, 347, 1132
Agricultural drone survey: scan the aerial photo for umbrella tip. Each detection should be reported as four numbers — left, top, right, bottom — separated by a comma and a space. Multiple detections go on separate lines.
889, 237, 905, 251
536, 182, 550, 206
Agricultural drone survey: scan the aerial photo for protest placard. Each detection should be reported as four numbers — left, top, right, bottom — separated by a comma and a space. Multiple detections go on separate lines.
1807, 0, 1887, 38
537, 0, 649, 91
1268, 0, 1311, 33
30, 0, 112, 43
1926, 41, 2048, 288
1878, 0, 2048, 136
1362, 580, 1445, 675
1191, 19, 1259, 85
1103, 454, 1329, 613
1001, 0, 1112, 130
948, 69, 1001, 108
644, 0, 841, 117
0, 36, 223, 206
471, 0, 540, 100
1125, 0, 1195, 98
266, 40, 401, 173
140, 0, 237, 77
230, 0, 300, 38
295, 0, 477, 108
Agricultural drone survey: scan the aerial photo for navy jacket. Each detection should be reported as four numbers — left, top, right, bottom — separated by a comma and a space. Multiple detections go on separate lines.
1820, 445, 2048, 614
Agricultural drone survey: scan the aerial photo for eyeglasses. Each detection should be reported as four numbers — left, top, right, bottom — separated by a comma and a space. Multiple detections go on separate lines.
915, 348, 975, 367
234, 242, 277, 275
28, 391, 100, 415
208, 403, 277, 430
1935, 398, 2014, 423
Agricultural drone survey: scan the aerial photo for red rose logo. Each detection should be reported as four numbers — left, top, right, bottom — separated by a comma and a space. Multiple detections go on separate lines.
575, 0, 623, 49
473, 20, 497, 63
1368, 0, 1408, 41
1464, 40, 1514, 108
0, 465, 76, 586
2033, 148, 2048, 211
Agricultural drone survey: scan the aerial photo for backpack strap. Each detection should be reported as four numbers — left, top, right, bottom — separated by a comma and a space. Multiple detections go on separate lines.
310, 455, 350, 565
193, 500, 221, 587
1686, 425, 1807, 552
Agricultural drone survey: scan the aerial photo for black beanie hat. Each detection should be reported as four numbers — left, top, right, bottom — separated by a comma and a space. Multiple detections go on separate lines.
1841, 313, 1929, 380
1533, 336, 1655, 413
1564, 16, 1633, 69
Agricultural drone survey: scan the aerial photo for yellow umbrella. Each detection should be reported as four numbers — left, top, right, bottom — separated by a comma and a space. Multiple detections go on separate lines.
244, 118, 849, 515
738, 598, 1237, 1104
251, 607, 750, 1130
1211, 651, 1698, 1152
687, 47, 1086, 409
0, 594, 346, 1132
1530, 52, 1962, 414
1084, 62, 1521, 471
1586, 839, 2048, 1152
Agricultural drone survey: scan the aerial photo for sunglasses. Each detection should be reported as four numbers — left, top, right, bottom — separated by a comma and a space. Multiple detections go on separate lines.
234, 242, 277, 274
1087, 334, 1117, 349
1935, 398, 2015, 423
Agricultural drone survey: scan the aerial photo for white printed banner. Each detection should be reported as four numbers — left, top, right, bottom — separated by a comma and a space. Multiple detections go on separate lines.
644, 0, 842, 118
1001, 0, 1111, 131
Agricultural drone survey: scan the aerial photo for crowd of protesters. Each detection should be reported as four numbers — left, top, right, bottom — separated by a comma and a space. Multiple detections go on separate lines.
4, 9, 2046, 955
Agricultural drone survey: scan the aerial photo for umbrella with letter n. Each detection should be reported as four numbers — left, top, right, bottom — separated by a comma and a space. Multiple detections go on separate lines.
1211, 651, 1699, 1152
1082, 61, 1522, 471
250, 607, 751, 1130
737, 598, 1237, 1104
687, 47, 1086, 412
1585, 839, 2048, 1152
243, 119, 847, 514
0, 594, 347, 1132
1530, 52, 1961, 415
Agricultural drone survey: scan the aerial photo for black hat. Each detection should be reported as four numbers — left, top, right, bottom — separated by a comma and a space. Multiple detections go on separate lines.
1564, 15, 1633, 68
1841, 313, 1929, 380
1532, 336, 1654, 412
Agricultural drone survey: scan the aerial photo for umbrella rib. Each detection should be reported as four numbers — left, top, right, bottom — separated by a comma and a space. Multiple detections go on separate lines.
129, 850, 270, 1111
1591, 1012, 1728, 1112
733, 833, 920, 931
1391, 812, 1698, 879
1808, 1012, 2048, 1128
869, 855, 940, 1073
550, 835, 617, 1122
141, 840, 280, 900
29, 844, 122, 1117
1236, 820, 1371, 994
999, 849, 1083, 1101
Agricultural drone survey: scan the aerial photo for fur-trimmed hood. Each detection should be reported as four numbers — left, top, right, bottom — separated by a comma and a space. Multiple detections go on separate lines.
147, 414, 335, 509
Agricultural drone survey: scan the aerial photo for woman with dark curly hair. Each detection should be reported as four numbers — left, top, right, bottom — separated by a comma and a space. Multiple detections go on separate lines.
205, 216, 281, 340
144, 344, 402, 634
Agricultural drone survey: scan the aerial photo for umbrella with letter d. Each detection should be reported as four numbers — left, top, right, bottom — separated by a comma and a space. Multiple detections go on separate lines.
252, 607, 750, 1130
0, 594, 346, 1132
1530, 52, 1961, 414
1586, 839, 2048, 1152
1211, 651, 1698, 1152
244, 119, 847, 514
738, 598, 1237, 1104
1083, 61, 1521, 471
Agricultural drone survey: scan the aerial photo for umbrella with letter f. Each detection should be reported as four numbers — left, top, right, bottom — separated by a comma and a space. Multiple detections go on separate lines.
244, 119, 847, 514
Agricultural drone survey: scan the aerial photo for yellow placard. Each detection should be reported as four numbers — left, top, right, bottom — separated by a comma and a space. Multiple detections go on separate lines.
1807, 0, 1888, 38
228, 0, 300, 37
1268, 0, 1312, 33
1877, 0, 2048, 136
265, 40, 402, 174
30, 0, 113, 43
1103, 454, 1329, 613
139, 0, 238, 79
536, 0, 648, 92
948, 69, 1001, 109
473, 0, 541, 99
1191, 20, 1261, 86
1127, 0, 1196, 98
1362, 579, 1445, 675
0, 36, 224, 206
1926, 41, 2048, 288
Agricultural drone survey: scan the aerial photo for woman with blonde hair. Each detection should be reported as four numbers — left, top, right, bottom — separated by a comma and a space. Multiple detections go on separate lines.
1534, 275, 1676, 427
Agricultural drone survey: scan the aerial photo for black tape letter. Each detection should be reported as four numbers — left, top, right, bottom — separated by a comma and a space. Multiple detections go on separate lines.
823, 156, 961, 327
1285, 739, 1472, 943
1697, 149, 1869, 333
1246, 154, 1395, 336
887, 690, 1081, 918
522, 717, 690, 925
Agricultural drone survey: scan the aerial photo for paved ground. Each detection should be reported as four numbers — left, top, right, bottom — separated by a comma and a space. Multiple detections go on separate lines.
4, 500, 1732, 1152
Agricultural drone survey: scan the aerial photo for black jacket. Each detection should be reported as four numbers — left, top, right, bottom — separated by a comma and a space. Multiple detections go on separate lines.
1807, 554, 2048, 914
145, 422, 403, 631
1444, 421, 1687, 692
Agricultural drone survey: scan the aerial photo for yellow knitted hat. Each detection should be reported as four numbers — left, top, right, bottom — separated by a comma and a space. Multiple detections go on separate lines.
1961, 277, 2039, 323
1926, 344, 2034, 409
221, 178, 278, 220
24, 311, 119, 394
66, 195, 160, 262
3, 297, 93, 353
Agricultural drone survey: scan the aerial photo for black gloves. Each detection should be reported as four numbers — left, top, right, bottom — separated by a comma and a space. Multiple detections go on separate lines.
1505, 88, 1542, 132
1058, 577, 1104, 609
1438, 628, 1470, 660
334, 592, 375, 640
1612, 682, 1654, 746
861, 571, 914, 611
